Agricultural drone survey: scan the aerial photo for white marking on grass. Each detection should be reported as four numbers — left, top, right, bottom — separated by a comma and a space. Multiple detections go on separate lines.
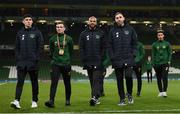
3, 66, 17, 79
0, 82, 7, 86
28, 109, 180, 113
86, 109, 180, 113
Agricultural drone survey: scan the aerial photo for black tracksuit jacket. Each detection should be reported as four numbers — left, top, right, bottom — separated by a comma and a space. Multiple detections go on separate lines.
108, 23, 138, 68
79, 27, 106, 69
15, 26, 44, 70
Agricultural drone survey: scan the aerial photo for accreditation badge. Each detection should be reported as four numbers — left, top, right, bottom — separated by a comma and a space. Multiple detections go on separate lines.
59, 49, 64, 55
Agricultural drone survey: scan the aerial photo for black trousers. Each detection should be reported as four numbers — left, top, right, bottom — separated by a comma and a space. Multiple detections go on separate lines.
115, 67, 133, 100
154, 64, 169, 92
87, 69, 102, 99
49, 64, 71, 102
133, 65, 142, 94
15, 68, 39, 102
147, 69, 152, 83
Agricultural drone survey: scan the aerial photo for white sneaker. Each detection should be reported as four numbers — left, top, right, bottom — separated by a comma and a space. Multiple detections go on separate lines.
162, 92, 167, 97
158, 92, 163, 97
10, 100, 21, 109
118, 99, 127, 106
31, 101, 38, 108
127, 95, 134, 104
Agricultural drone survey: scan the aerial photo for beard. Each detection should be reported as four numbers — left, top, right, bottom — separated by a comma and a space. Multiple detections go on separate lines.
116, 21, 124, 26
89, 24, 96, 28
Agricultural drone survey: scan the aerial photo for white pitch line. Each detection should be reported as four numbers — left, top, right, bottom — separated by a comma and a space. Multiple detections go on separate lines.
0, 82, 7, 86
26, 109, 180, 113
86, 109, 180, 113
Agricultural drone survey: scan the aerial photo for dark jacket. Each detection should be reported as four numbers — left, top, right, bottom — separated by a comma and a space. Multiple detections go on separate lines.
15, 26, 44, 70
79, 27, 106, 69
108, 23, 138, 68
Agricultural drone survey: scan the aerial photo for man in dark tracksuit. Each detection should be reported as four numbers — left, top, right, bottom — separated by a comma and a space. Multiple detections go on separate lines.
10, 14, 43, 109
79, 16, 106, 106
108, 12, 137, 106
152, 30, 172, 97
133, 41, 145, 97
45, 22, 73, 108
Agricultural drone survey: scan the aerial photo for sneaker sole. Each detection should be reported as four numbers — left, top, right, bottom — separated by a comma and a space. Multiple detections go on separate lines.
118, 104, 127, 106
45, 103, 54, 108
128, 100, 134, 104
10, 103, 20, 109
31, 106, 38, 108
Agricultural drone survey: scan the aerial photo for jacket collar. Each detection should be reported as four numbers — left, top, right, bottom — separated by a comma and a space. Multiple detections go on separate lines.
22, 25, 36, 31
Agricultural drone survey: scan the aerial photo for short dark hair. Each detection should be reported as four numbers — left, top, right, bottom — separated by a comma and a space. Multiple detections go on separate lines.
114, 12, 125, 18
55, 21, 65, 27
55, 21, 68, 30
55, 21, 64, 25
157, 29, 164, 34
23, 14, 33, 19
115, 12, 123, 16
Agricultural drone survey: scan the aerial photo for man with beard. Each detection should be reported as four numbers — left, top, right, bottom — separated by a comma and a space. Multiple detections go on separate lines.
79, 16, 106, 106
108, 12, 138, 106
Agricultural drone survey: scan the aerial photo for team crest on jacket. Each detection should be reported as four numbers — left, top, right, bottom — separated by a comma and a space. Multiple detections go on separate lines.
96, 35, 100, 39
86, 35, 89, 40
124, 30, 129, 35
30, 34, 35, 39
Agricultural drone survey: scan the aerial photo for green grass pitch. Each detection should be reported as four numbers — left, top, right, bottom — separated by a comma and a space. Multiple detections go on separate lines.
0, 80, 180, 113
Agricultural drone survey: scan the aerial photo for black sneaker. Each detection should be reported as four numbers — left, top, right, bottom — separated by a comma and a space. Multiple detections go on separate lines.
89, 97, 100, 106
89, 97, 96, 106
118, 99, 126, 106
65, 100, 71, 106
127, 94, 134, 104
45, 100, 54, 108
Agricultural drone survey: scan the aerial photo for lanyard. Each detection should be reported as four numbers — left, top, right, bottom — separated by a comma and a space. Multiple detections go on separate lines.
57, 34, 66, 49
